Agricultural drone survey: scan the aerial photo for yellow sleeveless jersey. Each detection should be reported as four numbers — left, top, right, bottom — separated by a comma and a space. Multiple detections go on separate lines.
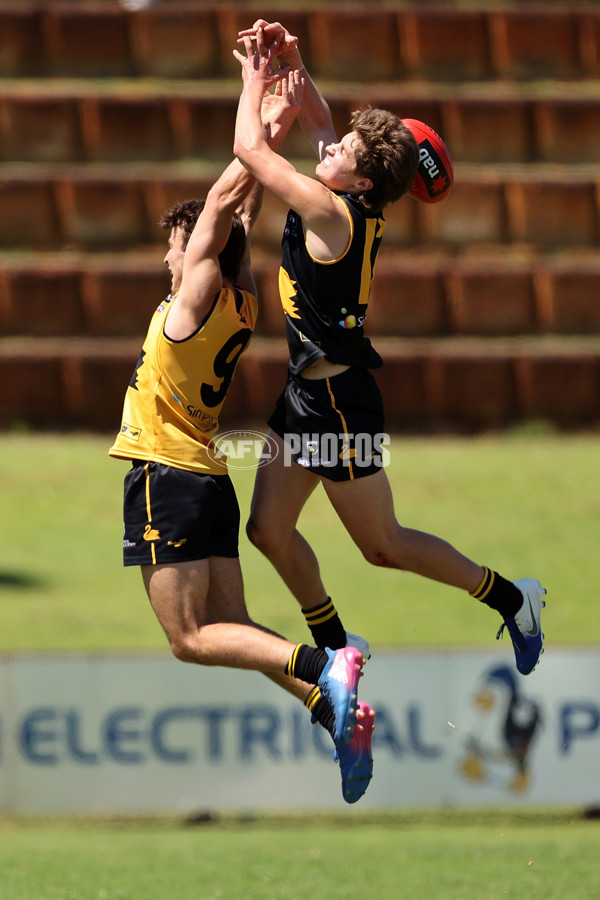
109, 287, 257, 474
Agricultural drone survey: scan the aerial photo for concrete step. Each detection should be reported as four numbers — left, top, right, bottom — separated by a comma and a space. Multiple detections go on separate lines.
1, 162, 598, 252
2, 333, 599, 432
2, 2, 598, 82
3, 250, 600, 341
2, 79, 600, 166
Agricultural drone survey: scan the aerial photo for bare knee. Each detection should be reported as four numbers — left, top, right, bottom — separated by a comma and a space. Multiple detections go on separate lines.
360, 535, 410, 570
246, 513, 277, 555
361, 546, 397, 568
168, 633, 195, 664
167, 631, 210, 665
245, 514, 260, 548
359, 523, 410, 569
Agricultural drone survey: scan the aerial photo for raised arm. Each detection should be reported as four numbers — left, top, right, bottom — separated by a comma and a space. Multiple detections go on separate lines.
233, 27, 349, 255
237, 20, 337, 160
166, 74, 302, 339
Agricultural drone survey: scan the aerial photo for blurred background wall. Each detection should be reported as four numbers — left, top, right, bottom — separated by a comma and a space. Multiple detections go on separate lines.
1, 0, 599, 433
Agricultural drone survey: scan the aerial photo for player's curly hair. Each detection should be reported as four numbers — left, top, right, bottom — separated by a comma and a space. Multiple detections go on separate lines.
159, 199, 246, 281
350, 108, 419, 211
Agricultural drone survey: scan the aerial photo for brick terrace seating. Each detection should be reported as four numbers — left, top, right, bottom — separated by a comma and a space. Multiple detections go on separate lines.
1, 0, 600, 430
2, 2, 599, 81
3, 84, 600, 165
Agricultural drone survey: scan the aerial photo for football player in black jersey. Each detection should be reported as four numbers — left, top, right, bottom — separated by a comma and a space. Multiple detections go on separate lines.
234, 21, 546, 678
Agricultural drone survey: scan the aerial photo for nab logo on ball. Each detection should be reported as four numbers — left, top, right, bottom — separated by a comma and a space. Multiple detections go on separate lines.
418, 140, 450, 196
403, 118, 454, 204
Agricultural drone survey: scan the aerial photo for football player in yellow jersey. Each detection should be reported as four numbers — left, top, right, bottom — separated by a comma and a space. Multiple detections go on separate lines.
109, 67, 374, 804
234, 23, 546, 678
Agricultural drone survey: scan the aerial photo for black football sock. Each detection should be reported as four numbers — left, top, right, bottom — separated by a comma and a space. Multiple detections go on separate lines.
470, 566, 523, 619
304, 686, 336, 739
285, 644, 330, 685
302, 598, 346, 650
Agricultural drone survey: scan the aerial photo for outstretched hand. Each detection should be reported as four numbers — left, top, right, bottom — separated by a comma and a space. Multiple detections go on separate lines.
237, 19, 298, 58
260, 69, 305, 146
232, 27, 287, 88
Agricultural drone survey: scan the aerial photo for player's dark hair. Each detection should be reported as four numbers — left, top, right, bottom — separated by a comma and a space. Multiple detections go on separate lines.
159, 199, 246, 281
349, 107, 419, 211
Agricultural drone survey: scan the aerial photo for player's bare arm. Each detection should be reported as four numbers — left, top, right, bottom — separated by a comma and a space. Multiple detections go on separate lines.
234, 178, 263, 296
166, 71, 302, 339
237, 20, 337, 161
233, 29, 351, 261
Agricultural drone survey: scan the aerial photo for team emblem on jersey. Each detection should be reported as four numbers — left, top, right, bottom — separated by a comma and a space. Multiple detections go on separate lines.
279, 267, 301, 319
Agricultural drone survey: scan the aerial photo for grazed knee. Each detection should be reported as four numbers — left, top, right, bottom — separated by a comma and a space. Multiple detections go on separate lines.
361, 545, 406, 570
362, 547, 392, 568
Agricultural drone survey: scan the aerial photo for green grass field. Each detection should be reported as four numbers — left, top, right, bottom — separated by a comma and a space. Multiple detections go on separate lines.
2, 429, 599, 651
1, 810, 598, 900
2, 430, 600, 899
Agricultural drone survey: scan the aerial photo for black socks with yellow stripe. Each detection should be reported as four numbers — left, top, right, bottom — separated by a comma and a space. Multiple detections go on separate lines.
304, 686, 336, 739
302, 597, 346, 650
470, 566, 523, 619
287, 647, 336, 739
285, 643, 329, 686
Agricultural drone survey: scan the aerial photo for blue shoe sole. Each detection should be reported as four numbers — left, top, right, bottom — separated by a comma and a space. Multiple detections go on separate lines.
318, 647, 364, 744
335, 702, 375, 804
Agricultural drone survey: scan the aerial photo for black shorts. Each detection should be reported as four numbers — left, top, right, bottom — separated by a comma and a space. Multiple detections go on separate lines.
122, 461, 240, 566
267, 367, 387, 482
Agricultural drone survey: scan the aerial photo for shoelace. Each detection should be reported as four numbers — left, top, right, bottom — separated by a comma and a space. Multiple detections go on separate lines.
496, 620, 528, 652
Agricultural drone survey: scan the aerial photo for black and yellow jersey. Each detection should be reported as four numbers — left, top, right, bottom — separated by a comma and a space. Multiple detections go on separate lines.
279, 192, 385, 375
109, 286, 257, 474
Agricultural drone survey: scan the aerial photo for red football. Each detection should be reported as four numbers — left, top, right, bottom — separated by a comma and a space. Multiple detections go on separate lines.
403, 118, 454, 204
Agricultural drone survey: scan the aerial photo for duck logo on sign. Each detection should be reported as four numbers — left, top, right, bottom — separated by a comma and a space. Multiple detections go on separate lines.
457, 664, 543, 794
